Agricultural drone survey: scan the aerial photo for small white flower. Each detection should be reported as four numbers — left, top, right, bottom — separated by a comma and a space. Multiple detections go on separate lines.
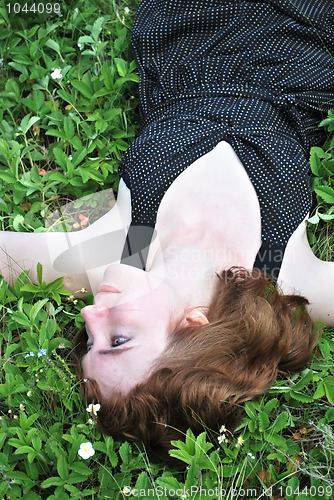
68, 154, 73, 161
51, 68, 63, 79
219, 424, 227, 433
124, 7, 130, 14
122, 486, 131, 496
86, 403, 101, 415
218, 434, 225, 444
77, 43, 84, 50
78, 442, 95, 459
247, 452, 255, 460
19, 404, 25, 411
87, 418, 94, 425
236, 436, 244, 448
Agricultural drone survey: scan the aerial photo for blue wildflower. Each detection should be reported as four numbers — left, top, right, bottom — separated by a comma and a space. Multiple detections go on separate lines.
37, 348, 47, 357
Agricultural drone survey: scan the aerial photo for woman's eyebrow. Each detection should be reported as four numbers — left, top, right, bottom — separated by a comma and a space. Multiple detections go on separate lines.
98, 346, 134, 356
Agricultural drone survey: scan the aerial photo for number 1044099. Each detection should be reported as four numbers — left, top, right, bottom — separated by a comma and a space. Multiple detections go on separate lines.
5, 3, 61, 14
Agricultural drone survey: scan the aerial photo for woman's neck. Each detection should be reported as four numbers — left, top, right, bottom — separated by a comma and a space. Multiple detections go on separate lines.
145, 141, 262, 310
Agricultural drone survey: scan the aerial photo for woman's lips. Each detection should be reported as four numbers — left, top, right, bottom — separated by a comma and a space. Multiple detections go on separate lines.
97, 285, 121, 293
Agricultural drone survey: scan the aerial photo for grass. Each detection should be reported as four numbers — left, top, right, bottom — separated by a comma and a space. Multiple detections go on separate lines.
0, 1, 333, 499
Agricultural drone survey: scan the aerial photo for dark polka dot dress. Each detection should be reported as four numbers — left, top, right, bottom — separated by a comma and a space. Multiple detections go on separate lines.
119, 0, 334, 279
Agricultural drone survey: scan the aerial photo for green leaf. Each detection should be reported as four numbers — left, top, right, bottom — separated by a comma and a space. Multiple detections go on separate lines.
292, 369, 313, 391
91, 17, 105, 42
324, 377, 334, 405
314, 186, 334, 205
318, 337, 331, 359
258, 411, 270, 431
0, 482, 9, 498
114, 74, 139, 89
318, 212, 334, 221
63, 116, 75, 140
48, 172, 68, 182
14, 445, 35, 454
72, 80, 93, 99
195, 432, 213, 460
309, 147, 327, 176
103, 108, 122, 121
135, 471, 150, 490
101, 62, 114, 90
263, 398, 279, 414
29, 299, 49, 322
0, 170, 16, 182
72, 147, 87, 167
8, 62, 29, 75
119, 441, 131, 465
70, 462, 93, 476
66, 473, 91, 485
264, 432, 287, 448
11, 311, 30, 327
33, 90, 44, 110
41, 476, 65, 488
271, 411, 288, 433
45, 39, 61, 53
12, 214, 25, 231
6, 470, 33, 486
37, 262, 43, 286
20, 115, 41, 134
156, 474, 183, 491
57, 454, 69, 480
0, 197, 10, 212
57, 89, 74, 105
290, 391, 314, 402
20, 284, 39, 293
45, 129, 68, 139
114, 58, 128, 77
78, 166, 104, 183
54, 148, 69, 171
44, 276, 65, 292
306, 212, 320, 224
77, 35, 95, 45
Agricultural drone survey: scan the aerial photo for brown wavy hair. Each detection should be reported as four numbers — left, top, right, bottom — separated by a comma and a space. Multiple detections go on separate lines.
73, 267, 318, 464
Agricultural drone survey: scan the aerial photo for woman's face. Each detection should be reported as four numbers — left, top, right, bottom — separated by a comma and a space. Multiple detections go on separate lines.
80, 264, 180, 397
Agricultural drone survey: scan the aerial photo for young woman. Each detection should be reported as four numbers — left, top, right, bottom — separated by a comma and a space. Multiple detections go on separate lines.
1, 0, 334, 462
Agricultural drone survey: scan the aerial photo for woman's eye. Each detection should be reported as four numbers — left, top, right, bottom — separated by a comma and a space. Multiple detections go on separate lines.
111, 337, 129, 348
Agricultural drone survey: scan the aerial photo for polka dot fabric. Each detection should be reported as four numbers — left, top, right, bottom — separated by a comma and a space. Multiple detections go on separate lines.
119, 0, 334, 255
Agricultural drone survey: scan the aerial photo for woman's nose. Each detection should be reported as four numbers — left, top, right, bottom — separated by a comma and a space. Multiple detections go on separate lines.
81, 305, 112, 339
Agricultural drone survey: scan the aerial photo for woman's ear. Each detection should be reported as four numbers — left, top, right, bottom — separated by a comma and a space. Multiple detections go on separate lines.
183, 308, 209, 327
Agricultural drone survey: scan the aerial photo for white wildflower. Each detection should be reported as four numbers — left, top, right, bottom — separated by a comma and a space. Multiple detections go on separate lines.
51, 68, 62, 79
78, 442, 95, 459
86, 403, 101, 416
122, 486, 131, 495
236, 436, 244, 448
